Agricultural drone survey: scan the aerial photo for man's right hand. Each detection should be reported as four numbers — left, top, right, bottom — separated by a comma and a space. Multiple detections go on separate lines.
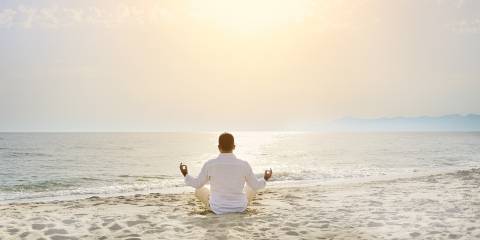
180, 162, 188, 177
264, 168, 272, 181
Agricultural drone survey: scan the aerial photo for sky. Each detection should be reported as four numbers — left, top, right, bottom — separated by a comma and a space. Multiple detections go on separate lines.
0, 0, 479, 131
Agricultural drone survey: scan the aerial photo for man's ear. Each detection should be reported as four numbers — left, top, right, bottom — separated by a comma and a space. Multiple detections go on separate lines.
218, 145, 221, 151
232, 145, 236, 150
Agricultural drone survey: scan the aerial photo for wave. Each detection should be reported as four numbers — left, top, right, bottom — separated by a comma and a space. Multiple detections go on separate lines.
1, 167, 476, 204
259, 168, 391, 182
0, 177, 105, 193
118, 174, 174, 179
0, 179, 184, 203
261, 166, 479, 186
4, 152, 53, 158
0, 180, 76, 192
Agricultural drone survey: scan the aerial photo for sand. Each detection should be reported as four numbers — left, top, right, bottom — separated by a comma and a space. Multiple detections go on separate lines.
1, 169, 479, 240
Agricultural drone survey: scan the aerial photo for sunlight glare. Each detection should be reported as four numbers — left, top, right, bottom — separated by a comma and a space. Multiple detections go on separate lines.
190, 0, 313, 32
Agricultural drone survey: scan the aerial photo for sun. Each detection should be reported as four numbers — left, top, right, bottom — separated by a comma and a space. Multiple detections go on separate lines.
190, 0, 313, 32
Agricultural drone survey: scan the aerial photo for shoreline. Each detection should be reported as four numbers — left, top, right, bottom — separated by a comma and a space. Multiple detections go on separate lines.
1, 168, 479, 239
1, 166, 475, 205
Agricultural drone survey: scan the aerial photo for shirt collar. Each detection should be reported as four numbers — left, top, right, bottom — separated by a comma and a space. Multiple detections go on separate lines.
218, 153, 236, 158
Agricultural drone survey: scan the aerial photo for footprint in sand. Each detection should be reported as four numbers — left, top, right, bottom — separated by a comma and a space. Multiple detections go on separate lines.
101, 218, 115, 226
88, 224, 101, 231
367, 222, 383, 227
120, 233, 141, 238
285, 230, 299, 236
319, 223, 329, 228
409, 232, 421, 238
286, 222, 300, 228
19, 231, 30, 238
6, 227, 20, 235
369, 201, 383, 206
62, 219, 76, 225
108, 223, 123, 231
126, 220, 150, 227
448, 234, 462, 239
50, 236, 78, 240
31, 223, 45, 230
44, 228, 68, 235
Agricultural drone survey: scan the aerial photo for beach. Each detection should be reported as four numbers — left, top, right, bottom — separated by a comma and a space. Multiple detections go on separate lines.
1, 0, 479, 239
1, 168, 479, 240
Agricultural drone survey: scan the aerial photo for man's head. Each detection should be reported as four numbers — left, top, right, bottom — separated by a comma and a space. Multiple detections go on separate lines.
218, 132, 235, 153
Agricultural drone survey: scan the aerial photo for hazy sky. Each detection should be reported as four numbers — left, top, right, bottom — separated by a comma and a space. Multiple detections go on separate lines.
1, 0, 479, 131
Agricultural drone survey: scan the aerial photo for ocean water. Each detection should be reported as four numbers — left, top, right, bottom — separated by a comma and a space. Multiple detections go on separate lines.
1, 132, 479, 203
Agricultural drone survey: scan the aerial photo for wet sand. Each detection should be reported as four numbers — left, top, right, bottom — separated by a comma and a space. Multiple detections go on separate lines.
1, 169, 479, 240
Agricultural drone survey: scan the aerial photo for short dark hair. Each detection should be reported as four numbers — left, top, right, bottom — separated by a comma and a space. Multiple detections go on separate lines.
218, 132, 235, 151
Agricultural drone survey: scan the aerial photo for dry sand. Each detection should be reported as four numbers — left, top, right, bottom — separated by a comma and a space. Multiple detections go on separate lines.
1, 169, 479, 240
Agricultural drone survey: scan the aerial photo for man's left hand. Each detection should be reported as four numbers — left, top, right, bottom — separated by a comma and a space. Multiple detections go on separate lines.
264, 168, 272, 181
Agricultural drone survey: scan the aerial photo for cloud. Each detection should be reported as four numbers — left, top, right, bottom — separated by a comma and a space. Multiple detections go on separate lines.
435, 0, 466, 8
18, 5, 37, 28
0, 8, 16, 28
39, 6, 60, 28
448, 18, 480, 34
0, 4, 172, 29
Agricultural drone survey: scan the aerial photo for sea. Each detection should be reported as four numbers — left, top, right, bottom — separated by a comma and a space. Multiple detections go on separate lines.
1, 132, 479, 203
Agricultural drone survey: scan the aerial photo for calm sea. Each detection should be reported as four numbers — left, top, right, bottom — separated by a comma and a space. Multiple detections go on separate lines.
1, 132, 479, 203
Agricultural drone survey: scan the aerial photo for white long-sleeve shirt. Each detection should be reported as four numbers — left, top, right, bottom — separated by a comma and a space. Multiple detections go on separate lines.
184, 153, 266, 214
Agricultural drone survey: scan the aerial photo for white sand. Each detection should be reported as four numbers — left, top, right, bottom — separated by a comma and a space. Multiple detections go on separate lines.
1, 169, 479, 240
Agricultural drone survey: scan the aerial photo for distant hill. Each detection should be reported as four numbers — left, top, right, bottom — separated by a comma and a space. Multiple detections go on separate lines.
328, 114, 480, 131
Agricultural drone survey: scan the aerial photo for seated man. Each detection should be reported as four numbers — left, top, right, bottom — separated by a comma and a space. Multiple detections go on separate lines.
180, 132, 272, 214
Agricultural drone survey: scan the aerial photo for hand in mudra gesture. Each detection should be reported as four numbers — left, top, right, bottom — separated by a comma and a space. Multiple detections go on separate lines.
179, 162, 188, 177
264, 168, 273, 181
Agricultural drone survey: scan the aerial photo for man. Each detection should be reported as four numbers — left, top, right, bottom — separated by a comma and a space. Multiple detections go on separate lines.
179, 132, 272, 214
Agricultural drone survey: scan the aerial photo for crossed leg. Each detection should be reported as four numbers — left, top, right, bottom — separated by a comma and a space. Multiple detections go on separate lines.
244, 184, 257, 203
194, 185, 258, 208
195, 187, 210, 208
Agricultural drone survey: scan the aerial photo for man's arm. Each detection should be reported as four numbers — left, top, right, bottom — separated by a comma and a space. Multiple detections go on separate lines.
245, 162, 267, 191
184, 163, 209, 189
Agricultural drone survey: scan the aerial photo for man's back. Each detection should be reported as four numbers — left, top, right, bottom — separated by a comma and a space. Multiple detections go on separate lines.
185, 153, 266, 214
181, 132, 272, 214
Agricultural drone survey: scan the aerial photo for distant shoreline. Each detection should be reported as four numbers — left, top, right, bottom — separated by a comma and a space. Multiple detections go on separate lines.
327, 114, 480, 132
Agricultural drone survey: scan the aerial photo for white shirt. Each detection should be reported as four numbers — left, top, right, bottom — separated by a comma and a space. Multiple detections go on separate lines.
184, 153, 266, 214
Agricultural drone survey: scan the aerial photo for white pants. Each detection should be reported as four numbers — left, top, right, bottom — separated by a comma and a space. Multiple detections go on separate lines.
194, 185, 257, 208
